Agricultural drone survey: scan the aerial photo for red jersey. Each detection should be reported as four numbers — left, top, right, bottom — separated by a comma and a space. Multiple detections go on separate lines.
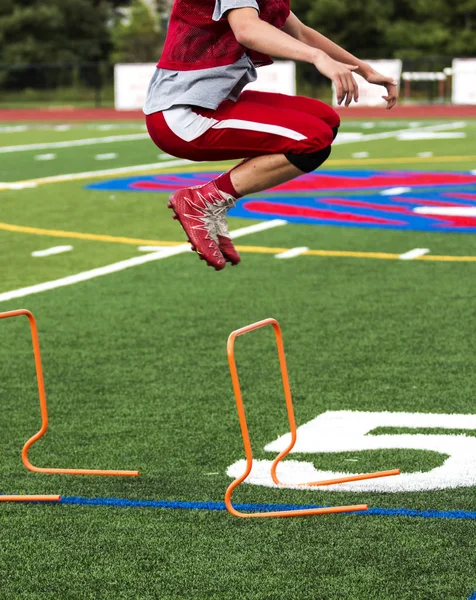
158, 0, 291, 71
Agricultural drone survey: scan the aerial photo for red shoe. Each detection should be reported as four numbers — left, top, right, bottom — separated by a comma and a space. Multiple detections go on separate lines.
216, 214, 241, 266
168, 181, 227, 271
207, 184, 241, 266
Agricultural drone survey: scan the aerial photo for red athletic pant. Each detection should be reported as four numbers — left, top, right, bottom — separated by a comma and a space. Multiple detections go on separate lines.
146, 90, 340, 162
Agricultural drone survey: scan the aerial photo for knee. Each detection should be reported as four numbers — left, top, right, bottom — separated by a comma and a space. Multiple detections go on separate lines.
325, 107, 341, 132
285, 145, 332, 173
309, 122, 335, 150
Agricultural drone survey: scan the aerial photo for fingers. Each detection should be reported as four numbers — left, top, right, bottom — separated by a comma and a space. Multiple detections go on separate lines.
330, 62, 360, 106
386, 83, 399, 109
338, 74, 348, 106
335, 77, 344, 105
382, 94, 398, 110
340, 73, 359, 107
351, 73, 359, 104
337, 74, 351, 107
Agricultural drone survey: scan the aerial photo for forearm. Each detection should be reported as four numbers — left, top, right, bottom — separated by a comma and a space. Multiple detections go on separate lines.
299, 27, 371, 78
231, 16, 321, 65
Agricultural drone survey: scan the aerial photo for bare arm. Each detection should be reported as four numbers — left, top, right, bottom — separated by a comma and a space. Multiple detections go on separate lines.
283, 12, 398, 109
227, 7, 359, 106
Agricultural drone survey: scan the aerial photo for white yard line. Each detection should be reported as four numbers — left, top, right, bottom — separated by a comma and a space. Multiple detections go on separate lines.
228, 219, 287, 238
0, 159, 191, 190
32, 246, 73, 257
333, 121, 467, 146
138, 245, 173, 252
95, 153, 118, 160
0, 220, 287, 303
275, 247, 309, 259
0, 133, 150, 154
397, 132, 466, 141
399, 248, 430, 261
35, 153, 56, 161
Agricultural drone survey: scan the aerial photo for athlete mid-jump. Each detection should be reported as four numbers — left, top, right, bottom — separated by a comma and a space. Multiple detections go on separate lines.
145, 0, 398, 270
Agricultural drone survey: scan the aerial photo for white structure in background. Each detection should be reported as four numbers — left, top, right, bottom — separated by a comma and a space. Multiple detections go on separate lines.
452, 59, 476, 105
332, 59, 402, 107
115, 61, 296, 110
244, 61, 296, 95
115, 63, 157, 111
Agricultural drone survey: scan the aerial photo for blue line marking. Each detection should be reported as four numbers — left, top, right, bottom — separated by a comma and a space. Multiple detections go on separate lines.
58, 496, 476, 520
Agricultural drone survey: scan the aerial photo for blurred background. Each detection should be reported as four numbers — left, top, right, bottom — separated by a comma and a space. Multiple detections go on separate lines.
1, 0, 476, 109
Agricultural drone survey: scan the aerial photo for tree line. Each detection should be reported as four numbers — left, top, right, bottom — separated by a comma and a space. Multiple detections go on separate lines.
0, 0, 475, 67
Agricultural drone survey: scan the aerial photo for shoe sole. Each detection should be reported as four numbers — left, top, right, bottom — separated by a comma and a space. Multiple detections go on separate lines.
168, 198, 225, 271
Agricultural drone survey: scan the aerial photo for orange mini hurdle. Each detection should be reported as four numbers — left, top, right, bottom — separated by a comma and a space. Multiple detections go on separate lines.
225, 318, 400, 518
0, 309, 140, 503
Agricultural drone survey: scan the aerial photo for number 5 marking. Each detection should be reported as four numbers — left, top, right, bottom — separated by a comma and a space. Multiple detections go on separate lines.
227, 411, 476, 492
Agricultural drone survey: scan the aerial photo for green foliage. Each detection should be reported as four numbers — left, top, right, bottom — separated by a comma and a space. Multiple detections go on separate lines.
0, 0, 120, 64
293, 0, 476, 58
111, 0, 162, 63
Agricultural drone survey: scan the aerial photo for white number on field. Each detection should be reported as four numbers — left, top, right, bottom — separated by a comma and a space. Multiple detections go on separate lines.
226, 410, 476, 492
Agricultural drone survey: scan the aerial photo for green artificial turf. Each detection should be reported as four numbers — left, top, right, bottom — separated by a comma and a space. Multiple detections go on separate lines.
0, 118, 476, 599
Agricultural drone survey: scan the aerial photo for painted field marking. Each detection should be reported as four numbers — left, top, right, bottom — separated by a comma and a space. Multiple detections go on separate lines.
352, 152, 369, 159
328, 155, 476, 166
3, 154, 476, 193
380, 187, 412, 196
0, 159, 191, 190
399, 248, 430, 260
32, 245, 73, 258
228, 410, 476, 493
334, 133, 364, 143
0, 221, 475, 263
0, 221, 287, 303
414, 207, 476, 217
333, 121, 467, 146
58, 496, 476, 521
418, 152, 434, 158
0, 133, 149, 154
275, 247, 309, 259
34, 153, 56, 161
138, 245, 174, 252
397, 132, 466, 141
0, 221, 185, 247
2, 182, 38, 190
95, 153, 118, 160
0, 247, 189, 303
229, 219, 287, 238
0, 125, 28, 133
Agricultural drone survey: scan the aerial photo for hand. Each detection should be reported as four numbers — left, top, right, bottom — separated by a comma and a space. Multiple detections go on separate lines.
365, 69, 399, 110
313, 52, 359, 107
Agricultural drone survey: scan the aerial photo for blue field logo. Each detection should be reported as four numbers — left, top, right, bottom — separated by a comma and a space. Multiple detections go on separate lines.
87, 170, 476, 233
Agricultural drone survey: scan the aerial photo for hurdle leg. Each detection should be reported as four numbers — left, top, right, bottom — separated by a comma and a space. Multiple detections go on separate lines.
0, 309, 139, 479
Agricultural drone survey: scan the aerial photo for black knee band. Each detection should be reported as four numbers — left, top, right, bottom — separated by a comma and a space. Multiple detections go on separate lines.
285, 145, 332, 174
